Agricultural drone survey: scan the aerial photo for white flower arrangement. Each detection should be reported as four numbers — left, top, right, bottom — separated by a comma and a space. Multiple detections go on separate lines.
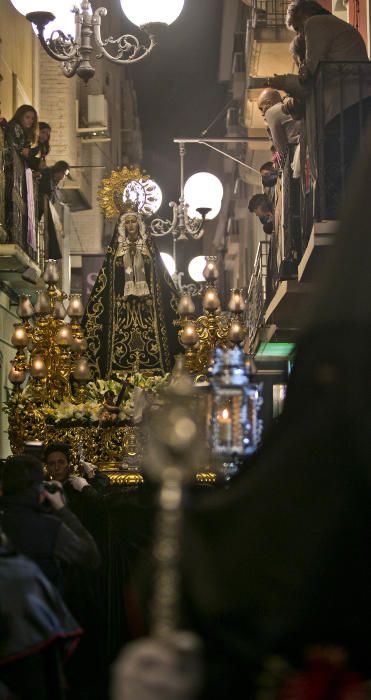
6, 373, 169, 426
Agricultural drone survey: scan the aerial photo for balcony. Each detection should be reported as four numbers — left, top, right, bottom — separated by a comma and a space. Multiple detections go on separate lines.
0, 128, 43, 289
247, 62, 371, 350
244, 0, 294, 133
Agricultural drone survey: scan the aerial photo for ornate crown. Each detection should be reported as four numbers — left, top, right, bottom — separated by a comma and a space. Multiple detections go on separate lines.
98, 166, 162, 220
98, 166, 148, 220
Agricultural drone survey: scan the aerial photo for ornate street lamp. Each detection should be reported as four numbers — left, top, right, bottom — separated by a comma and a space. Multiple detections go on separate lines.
150, 142, 224, 292
150, 143, 224, 242
10, 0, 185, 83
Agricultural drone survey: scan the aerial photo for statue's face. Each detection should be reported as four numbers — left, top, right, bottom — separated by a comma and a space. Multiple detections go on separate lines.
125, 214, 140, 242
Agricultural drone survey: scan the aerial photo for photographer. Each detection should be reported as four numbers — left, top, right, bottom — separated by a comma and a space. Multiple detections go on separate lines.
1, 454, 100, 591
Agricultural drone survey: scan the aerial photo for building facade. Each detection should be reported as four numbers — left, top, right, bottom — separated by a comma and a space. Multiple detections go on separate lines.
0, 0, 143, 456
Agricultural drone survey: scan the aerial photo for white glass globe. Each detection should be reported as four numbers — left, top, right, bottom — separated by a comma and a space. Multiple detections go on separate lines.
10, 1, 76, 39
184, 172, 224, 220
188, 256, 206, 283
160, 252, 176, 277
120, 0, 185, 27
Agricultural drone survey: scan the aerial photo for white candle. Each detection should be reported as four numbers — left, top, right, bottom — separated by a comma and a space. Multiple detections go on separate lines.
218, 407, 233, 447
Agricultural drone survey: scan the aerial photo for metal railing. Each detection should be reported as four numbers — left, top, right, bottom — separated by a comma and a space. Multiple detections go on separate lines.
302, 61, 371, 227
254, 0, 289, 27
263, 62, 371, 300
245, 0, 290, 89
247, 240, 270, 352
268, 142, 302, 287
0, 127, 44, 266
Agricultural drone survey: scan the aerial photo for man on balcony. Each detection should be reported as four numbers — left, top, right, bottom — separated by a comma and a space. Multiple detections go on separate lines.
38, 160, 70, 260
257, 88, 300, 167
270, 0, 371, 219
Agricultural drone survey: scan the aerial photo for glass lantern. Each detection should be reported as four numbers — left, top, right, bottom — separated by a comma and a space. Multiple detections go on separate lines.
209, 346, 263, 478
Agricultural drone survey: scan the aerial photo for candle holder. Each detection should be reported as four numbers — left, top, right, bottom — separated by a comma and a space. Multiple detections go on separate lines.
8, 260, 89, 410
17, 294, 35, 325
8, 364, 26, 389
72, 358, 91, 402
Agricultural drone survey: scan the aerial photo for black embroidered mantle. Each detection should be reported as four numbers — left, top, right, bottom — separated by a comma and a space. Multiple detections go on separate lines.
82, 222, 180, 378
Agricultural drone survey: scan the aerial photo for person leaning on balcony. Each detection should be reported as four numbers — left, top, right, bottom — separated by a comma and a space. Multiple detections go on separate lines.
5, 104, 38, 163
29, 121, 51, 170
268, 0, 371, 217
37, 160, 70, 260
257, 88, 300, 167
248, 193, 274, 235
4, 105, 39, 247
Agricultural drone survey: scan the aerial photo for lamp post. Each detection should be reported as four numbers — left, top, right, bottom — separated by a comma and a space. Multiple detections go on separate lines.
10, 0, 185, 83
151, 142, 224, 292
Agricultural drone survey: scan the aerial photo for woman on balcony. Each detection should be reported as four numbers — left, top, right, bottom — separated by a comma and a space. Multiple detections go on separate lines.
4, 104, 39, 256
5, 104, 38, 163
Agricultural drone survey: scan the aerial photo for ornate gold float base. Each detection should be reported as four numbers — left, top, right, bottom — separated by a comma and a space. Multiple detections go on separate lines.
8, 410, 216, 486
8, 411, 142, 482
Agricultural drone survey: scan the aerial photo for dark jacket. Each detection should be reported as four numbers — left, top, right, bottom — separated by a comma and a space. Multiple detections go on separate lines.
1, 487, 100, 590
0, 549, 81, 700
37, 168, 62, 259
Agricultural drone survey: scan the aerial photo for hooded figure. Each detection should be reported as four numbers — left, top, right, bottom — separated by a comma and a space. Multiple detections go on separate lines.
82, 209, 179, 378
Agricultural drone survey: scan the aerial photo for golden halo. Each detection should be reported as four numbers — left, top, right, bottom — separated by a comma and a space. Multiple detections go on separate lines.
97, 166, 149, 220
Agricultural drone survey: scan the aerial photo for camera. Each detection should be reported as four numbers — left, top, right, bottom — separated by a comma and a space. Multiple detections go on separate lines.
43, 481, 62, 494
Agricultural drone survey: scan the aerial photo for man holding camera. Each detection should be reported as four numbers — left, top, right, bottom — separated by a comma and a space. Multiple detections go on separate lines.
0, 454, 100, 590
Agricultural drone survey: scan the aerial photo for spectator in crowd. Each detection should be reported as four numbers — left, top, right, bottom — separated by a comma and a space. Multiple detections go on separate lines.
38, 159, 70, 207
260, 161, 278, 193
4, 105, 39, 244
29, 121, 51, 170
248, 193, 274, 234
289, 32, 306, 68
269, 0, 371, 217
257, 88, 300, 166
0, 526, 81, 700
44, 443, 108, 700
1, 454, 100, 590
38, 160, 70, 259
5, 104, 38, 163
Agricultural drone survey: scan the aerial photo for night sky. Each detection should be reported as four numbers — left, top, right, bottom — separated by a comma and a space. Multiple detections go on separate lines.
124, 0, 229, 271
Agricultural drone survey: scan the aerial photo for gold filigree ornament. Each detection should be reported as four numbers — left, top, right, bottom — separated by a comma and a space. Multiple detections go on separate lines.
97, 166, 162, 219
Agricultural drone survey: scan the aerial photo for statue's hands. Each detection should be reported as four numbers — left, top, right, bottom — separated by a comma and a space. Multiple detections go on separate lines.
111, 631, 203, 700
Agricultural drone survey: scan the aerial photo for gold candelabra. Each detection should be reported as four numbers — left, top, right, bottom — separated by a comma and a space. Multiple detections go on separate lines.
176, 256, 247, 377
8, 259, 90, 404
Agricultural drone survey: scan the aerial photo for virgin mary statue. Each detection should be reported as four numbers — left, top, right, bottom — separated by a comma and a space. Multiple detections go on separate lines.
82, 168, 180, 378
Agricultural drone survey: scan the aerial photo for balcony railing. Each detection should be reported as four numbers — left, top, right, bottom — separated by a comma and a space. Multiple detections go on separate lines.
262, 61, 371, 303
0, 127, 45, 268
244, 60, 371, 351
302, 61, 371, 233
254, 0, 289, 27
247, 240, 270, 352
